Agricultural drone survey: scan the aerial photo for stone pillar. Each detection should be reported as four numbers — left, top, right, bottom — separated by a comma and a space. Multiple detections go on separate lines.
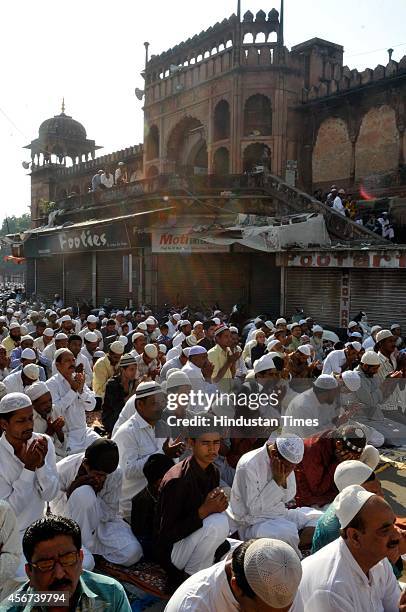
207, 96, 214, 174
230, 74, 243, 173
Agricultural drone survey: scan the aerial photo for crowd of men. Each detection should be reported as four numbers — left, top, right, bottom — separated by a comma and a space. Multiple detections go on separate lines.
0, 297, 404, 611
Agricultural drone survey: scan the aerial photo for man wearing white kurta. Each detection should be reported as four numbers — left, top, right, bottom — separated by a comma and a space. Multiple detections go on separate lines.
322, 342, 362, 375
50, 440, 142, 570
0, 501, 21, 600
228, 436, 322, 557
3, 364, 40, 394
46, 348, 99, 454
299, 485, 403, 611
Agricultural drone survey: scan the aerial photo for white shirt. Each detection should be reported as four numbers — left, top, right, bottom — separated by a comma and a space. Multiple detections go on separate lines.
100, 172, 114, 188
51, 352, 93, 388
282, 388, 337, 438
79, 327, 103, 349
166, 320, 178, 339
227, 444, 296, 528
3, 371, 27, 394
166, 345, 182, 362
0, 433, 59, 535
332, 196, 346, 215
0, 367, 10, 381
129, 349, 140, 359
33, 408, 67, 458
362, 336, 375, 350
112, 396, 136, 437
80, 346, 96, 370
0, 500, 21, 591
322, 349, 346, 375
376, 352, 402, 412
113, 410, 166, 518
299, 537, 401, 611
46, 372, 96, 453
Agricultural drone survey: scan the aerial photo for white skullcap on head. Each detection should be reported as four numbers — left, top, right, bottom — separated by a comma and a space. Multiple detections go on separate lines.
25, 381, 49, 402
376, 329, 393, 343
166, 371, 192, 390
118, 335, 128, 346
21, 335, 34, 342
341, 370, 361, 392
84, 331, 98, 343
299, 319, 306, 325
291, 322, 301, 329
334, 460, 373, 492
9, 322, 20, 330
87, 314, 98, 323
6, 308, 14, 314
102, 318, 108, 325
334, 484, 374, 528
185, 335, 197, 347
212, 317, 221, 325
116, 310, 124, 316
254, 317, 263, 324
20, 325, 28, 336
348, 321, 358, 329
360, 444, 380, 470
314, 374, 338, 390
132, 332, 145, 342
276, 434, 304, 464
266, 339, 281, 350
94, 350, 105, 359
275, 318, 286, 326
144, 344, 158, 358
172, 333, 184, 347
23, 363, 39, 381
312, 325, 323, 333
21, 348, 36, 360
137, 322, 147, 331
361, 350, 380, 366
159, 344, 167, 354
297, 344, 311, 356
110, 341, 125, 355
229, 326, 239, 334
345, 341, 362, 352
55, 333, 68, 341
180, 320, 191, 328
60, 315, 71, 323
193, 320, 203, 328
390, 323, 401, 330
172, 313, 181, 321
54, 348, 72, 362
254, 354, 276, 374
43, 328, 55, 337
165, 367, 181, 380
371, 325, 382, 334
349, 332, 363, 339
0, 392, 32, 414
244, 538, 302, 609
188, 345, 207, 357
264, 320, 274, 330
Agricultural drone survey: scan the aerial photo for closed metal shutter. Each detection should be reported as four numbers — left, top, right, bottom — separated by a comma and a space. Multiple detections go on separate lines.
285, 268, 341, 326
350, 269, 406, 328
36, 256, 63, 303
64, 254, 93, 307
249, 254, 281, 318
26, 259, 35, 297
97, 251, 130, 308
157, 253, 250, 313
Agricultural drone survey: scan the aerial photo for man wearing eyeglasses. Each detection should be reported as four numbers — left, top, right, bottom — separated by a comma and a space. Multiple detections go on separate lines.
1, 515, 131, 611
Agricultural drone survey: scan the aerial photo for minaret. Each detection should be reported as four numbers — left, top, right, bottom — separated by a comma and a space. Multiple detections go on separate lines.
279, 0, 284, 46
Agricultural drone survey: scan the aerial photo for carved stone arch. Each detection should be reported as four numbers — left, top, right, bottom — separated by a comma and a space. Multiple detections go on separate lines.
243, 93, 272, 136
213, 99, 230, 141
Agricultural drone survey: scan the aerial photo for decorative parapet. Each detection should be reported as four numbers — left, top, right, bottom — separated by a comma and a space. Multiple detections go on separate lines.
51, 144, 143, 178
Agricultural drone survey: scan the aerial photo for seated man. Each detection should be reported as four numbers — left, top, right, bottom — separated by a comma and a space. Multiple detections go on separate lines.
3, 363, 40, 394
25, 381, 66, 459
47, 348, 99, 454
131, 453, 174, 561
51, 439, 142, 570
0, 501, 21, 601
156, 414, 231, 589
166, 538, 303, 612
299, 485, 404, 611
228, 434, 322, 558
67, 334, 93, 388
294, 424, 367, 509
92, 341, 124, 401
1, 515, 131, 611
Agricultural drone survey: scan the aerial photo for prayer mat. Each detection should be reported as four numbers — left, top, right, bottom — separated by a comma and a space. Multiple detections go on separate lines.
378, 448, 406, 471
95, 557, 170, 600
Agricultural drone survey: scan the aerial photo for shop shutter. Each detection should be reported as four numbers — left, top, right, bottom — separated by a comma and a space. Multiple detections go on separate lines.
64, 254, 93, 308
97, 251, 130, 309
285, 268, 341, 326
26, 259, 35, 297
157, 253, 250, 313
249, 254, 281, 319
350, 269, 406, 329
36, 256, 63, 303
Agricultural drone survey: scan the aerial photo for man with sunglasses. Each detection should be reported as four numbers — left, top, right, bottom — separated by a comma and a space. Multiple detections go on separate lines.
1, 515, 131, 611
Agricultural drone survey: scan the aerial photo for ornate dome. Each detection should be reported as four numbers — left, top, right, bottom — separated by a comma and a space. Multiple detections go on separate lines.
39, 103, 87, 141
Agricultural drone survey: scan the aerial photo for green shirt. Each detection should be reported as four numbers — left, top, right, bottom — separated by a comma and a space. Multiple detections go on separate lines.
1, 569, 131, 612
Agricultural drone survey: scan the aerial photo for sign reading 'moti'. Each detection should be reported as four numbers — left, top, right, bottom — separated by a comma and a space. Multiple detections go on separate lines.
152, 230, 229, 253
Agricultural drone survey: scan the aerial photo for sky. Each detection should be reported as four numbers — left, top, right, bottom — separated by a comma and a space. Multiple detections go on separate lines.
0, 0, 404, 222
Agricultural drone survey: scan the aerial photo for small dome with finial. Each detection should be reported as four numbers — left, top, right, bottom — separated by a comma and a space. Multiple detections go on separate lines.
39, 100, 87, 141
255, 9, 266, 22
268, 8, 279, 22
243, 10, 254, 22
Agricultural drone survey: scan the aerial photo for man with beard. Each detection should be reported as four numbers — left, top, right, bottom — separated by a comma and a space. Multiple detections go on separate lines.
299, 485, 404, 611
2, 322, 21, 357
2, 516, 131, 611
25, 381, 66, 459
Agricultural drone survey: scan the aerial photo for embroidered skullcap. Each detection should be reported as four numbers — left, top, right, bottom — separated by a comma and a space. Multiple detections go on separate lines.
334, 485, 374, 528
276, 434, 304, 464
0, 392, 32, 414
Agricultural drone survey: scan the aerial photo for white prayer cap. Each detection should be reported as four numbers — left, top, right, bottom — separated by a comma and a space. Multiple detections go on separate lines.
334, 460, 373, 492
212, 317, 221, 325
21, 335, 34, 342
54, 348, 72, 361
345, 341, 362, 352
99, 310, 106, 316
193, 320, 203, 328
371, 325, 382, 334
213, 324, 229, 337
349, 332, 363, 339
94, 350, 105, 359
180, 320, 191, 328
55, 333, 68, 341
276, 318, 286, 326
102, 318, 108, 325
348, 321, 358, 329
118, 335, 129, 346
26, 381, 49, 402
23, 364, 39, 381
165, 367, 181, 379
0, 316, 6, 323
361, 350, 380, 366
43, 328, 55, 337
158, 344, 167, 354
185, 335, 197, 347
244, 538, 302, 609
116, 310, 124, 316
137, 322, 147, 331
135, 381, 163, 399
229, 326, 239, 334
9, 322, 20, 330
144, 344, 158, 358
84, 331, 98, 343
299, 319, 306, 325
21, 348, 36, 360
297, 344, 311, 356
20, 325, 28, 336
291, 322, 301, 329
132, 332, 145, 342
267, 339, 282, 351
60, 315, 72, 323
276, 434, 304, 464
182, 347, 192, 358
188, 345, 207, 357
264, 320, 274, 330
6, 308, 14, 314
314, 374, 338, 390
360, 444, 380, 470
341, 370, 361, 392
254, 317, 263, 324
166, 371, 192, 390
172, 313, 181, 321
334, 484, 374, 528
145, 317, 156, 326
110, 341, 125, 355
48, 311, 57, 317
0, 392, 32, 414
123, 310, 130, 316
312, 325, 323, 333
376, 329, 393, 343
87, 314, 98, 323
390, 323, 401, 330
254, 354, 276, 374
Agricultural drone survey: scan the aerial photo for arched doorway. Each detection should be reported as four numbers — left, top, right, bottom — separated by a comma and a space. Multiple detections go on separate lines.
244, 94, 272, 136
145, 125, 159, 161
213, 100, 230, 141
243, 143, 271, 172
146, 165, 159, 178
166, 117, 207, 175
213, 147, 230, 175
